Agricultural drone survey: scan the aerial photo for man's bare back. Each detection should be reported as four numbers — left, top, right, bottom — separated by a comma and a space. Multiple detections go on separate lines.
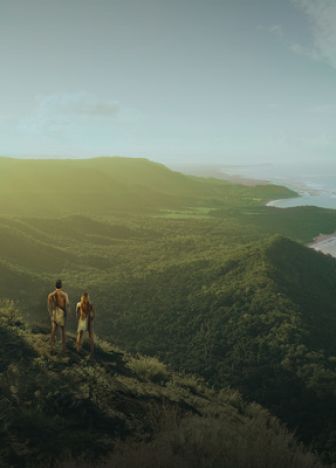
48, 279, 70, 352
48, 290, 69, 315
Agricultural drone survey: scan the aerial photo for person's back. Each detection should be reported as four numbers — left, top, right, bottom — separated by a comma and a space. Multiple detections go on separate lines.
76, 292, 95, 355
77, 300, 91, 320
49, 289, 69, 315
48, 279, 69, 352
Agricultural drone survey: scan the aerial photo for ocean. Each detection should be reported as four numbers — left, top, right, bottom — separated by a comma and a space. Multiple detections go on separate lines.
221, 162, 336, 257
221, 162, 336, 210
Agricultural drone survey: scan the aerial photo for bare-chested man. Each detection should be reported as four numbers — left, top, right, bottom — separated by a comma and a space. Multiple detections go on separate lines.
48, 279, 70, 352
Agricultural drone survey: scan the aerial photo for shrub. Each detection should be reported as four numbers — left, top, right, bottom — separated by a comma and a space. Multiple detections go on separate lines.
127, 355, 170, 384
63, 409, 324, 468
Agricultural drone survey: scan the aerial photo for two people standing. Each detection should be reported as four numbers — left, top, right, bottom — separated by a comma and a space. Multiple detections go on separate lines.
48, 280, 95, 354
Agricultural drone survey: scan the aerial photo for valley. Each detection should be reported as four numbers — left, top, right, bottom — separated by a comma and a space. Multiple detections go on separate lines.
2, 157, 336, 463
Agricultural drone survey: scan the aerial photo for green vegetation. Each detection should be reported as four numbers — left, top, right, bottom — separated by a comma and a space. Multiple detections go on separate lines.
97, 234, 336, 462
126, 355, 170, 383
0, 302, 324, 468
0, 156, 295, 216
2, 157, 336, 463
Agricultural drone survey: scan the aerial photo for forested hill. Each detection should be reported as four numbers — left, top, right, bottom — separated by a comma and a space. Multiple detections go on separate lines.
106, 235, 336, 462
0, 302, 322, 468
3, 156, 336, 463
0, 156, 294, 216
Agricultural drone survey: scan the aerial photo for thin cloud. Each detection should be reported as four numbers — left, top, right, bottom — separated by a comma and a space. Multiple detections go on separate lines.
37, 93, 120, 117
257, 24, 284, 38
289, 42, 320, 60
13, 92, 145, 156
292, 0, 336, 68
18, 93, 121, 138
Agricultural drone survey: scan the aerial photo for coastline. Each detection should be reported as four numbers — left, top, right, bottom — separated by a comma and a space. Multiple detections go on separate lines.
196, 164, 336, 257
309, 232, 336, 245
266, 189, 336, 210
265, 189, 336, 257
308, 231, 336, 254
266, 198, 336, 257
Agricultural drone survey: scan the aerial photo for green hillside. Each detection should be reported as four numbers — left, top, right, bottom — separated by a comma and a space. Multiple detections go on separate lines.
104, 236, 336, 462
2, 157, 336, 462
0, 156, 295, 216
0, 302, 323, 468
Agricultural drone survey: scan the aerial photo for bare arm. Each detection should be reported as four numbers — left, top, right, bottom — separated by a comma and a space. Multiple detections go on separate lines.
47, 294, 54, 317
64, 293, 70, 318
76, 303, 80, 320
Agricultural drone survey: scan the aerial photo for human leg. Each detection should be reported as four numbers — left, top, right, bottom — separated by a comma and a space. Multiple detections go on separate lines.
76, 331, 84, 352
60, 325, 67, 352
88, 327, 95, 355
50, 321, 57, 350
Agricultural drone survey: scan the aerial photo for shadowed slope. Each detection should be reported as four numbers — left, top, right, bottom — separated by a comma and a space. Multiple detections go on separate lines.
0, 301, 322, 468
102, 236, 336, 461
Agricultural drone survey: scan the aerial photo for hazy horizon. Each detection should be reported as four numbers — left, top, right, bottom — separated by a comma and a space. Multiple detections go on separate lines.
1, 0, 336, 165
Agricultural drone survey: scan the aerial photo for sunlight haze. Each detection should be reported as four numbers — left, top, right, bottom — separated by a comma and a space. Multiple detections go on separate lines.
1, 0, 336, 164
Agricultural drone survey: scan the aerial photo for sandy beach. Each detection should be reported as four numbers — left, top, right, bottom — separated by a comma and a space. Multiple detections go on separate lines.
308, 232, 336, 257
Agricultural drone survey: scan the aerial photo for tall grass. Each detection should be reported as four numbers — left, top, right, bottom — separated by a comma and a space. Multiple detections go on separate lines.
127, 355, 170, 384
64, 406, 326, 468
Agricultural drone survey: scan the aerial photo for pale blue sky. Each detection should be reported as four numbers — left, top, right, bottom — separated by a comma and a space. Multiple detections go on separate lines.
1, 0, 336, 164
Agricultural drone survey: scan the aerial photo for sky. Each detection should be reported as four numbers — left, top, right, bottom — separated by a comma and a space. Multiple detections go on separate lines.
1, 0, 336, 165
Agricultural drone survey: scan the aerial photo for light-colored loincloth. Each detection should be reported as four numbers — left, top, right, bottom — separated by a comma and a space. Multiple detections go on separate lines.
77, 317, 88, 333
52, 307, 65, 327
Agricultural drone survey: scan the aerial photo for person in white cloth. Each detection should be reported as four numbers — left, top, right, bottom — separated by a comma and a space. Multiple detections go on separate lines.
48, 279, 70, 353
75, 291, 95, 354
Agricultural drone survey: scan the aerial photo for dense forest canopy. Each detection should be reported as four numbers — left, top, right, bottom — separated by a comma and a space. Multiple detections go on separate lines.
2, 157, 336, 462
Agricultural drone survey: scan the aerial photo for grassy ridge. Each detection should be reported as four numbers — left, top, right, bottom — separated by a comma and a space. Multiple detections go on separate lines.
0, 156, 295, 216
0, 302, 323, 468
